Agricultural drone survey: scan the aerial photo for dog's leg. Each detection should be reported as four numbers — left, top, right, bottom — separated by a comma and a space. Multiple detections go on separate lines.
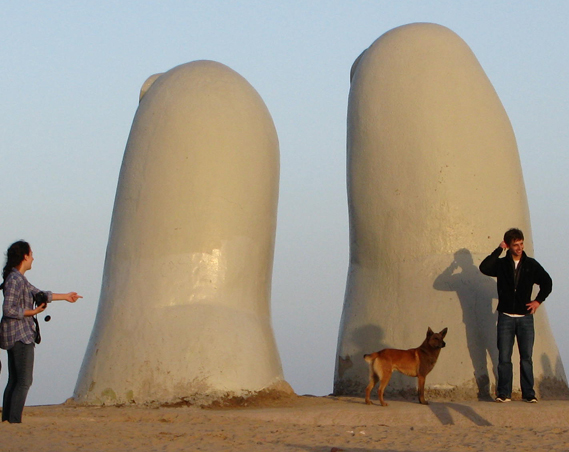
417, 375, 428, 405
365, 371, 379, 405
377, 368, 392, 407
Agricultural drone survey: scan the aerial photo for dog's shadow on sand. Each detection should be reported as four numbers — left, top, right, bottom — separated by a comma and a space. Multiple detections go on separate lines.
433, 248, 498, 400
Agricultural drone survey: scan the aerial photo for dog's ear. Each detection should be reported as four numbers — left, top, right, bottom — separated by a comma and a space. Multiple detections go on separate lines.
427, 327, 434, 336
440, 327, 448, 338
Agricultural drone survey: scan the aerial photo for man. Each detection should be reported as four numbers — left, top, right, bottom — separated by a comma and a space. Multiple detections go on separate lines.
479, 228, 552, 403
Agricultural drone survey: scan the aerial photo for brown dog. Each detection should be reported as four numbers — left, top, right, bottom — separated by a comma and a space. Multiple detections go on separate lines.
364, 327, 448, 406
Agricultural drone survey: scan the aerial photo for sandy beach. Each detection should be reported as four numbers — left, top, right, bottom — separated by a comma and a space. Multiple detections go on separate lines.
2, 395, 569, 451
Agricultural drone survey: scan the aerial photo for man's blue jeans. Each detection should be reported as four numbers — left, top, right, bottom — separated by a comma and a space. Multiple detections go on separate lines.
497, 312, 535, 399
2, 341, 35, 423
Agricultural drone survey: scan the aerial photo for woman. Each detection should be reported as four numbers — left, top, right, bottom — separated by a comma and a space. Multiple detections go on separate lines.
0, 240, 81, 423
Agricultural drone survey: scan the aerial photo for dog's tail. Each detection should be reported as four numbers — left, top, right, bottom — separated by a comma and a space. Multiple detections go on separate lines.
363, 352, 379, 363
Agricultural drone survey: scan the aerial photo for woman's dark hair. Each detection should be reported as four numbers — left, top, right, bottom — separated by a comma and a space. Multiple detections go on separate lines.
1, 240, 31, 289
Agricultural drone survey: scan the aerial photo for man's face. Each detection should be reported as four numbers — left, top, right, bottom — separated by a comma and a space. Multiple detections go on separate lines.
509, 239, 524, 259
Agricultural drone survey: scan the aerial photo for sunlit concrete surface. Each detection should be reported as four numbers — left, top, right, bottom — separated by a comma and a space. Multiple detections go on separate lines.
74, 61, 290, 405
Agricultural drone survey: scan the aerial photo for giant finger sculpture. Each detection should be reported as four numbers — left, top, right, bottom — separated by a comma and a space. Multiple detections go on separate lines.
75, 60, 291, 405
335, 23, 567, 400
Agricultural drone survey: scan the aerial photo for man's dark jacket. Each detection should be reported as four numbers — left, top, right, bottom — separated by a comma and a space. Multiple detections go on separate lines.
479, 247, 552, 315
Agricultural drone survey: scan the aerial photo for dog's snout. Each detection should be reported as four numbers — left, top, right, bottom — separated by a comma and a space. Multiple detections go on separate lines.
441, 341, 446, 348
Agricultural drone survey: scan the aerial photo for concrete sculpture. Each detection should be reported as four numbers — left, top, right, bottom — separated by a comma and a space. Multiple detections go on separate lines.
335, 23, 567, 400
74, 60, 291, 405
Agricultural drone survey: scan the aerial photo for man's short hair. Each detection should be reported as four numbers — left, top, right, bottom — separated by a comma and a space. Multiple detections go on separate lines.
504, 228, 524, 246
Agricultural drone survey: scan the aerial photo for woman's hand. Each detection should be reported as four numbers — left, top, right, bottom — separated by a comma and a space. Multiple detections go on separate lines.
25, 303, 47, 317
64, 292, 82, 303
53, 292, 83, 303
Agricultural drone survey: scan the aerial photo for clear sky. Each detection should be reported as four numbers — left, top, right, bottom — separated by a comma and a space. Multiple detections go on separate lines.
1, 2, 568, 405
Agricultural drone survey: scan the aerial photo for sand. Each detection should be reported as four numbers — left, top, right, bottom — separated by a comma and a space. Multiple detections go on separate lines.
2, 395, 569, 451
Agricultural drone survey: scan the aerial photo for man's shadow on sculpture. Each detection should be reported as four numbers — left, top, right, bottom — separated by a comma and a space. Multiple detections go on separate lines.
433, 249, 498, 400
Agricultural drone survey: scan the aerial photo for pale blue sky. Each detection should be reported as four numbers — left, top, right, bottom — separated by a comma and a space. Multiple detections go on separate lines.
1, 2, 568, 405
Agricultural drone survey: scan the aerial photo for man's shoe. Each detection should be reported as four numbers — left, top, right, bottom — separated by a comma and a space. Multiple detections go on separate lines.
524, 397, 538, 403
495, 396, 511, 403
